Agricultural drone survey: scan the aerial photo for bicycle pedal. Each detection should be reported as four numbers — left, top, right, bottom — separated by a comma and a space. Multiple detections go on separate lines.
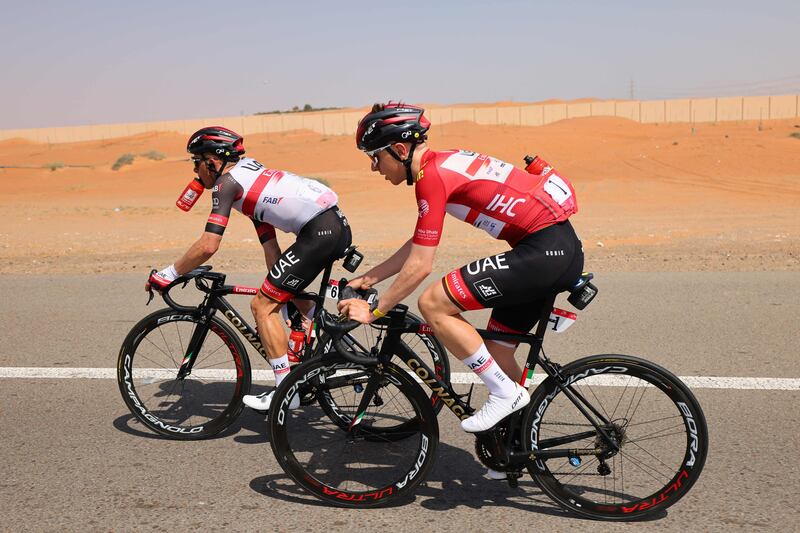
505, 470, 523, 489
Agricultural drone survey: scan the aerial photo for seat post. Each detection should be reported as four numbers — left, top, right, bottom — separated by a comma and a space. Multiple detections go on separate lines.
532, 293, 558, 340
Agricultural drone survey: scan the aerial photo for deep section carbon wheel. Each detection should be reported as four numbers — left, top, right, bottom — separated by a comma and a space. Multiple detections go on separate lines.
118, 308, 251, 439
522, 354, 708, 520
269, 355, 439, 507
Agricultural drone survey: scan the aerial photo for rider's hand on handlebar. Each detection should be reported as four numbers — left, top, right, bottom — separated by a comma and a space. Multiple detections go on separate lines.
346, 277, 371, 291
146, 265, 179, 293
337, 297, 375, 324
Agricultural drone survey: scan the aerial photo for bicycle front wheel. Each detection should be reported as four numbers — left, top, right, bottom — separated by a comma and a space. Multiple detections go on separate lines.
117, 308, 251, 440
522, 354, 708, 520
269, 354, 439, 508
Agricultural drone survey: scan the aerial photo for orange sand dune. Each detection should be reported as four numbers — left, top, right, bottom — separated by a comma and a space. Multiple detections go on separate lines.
0, 116, 798, 275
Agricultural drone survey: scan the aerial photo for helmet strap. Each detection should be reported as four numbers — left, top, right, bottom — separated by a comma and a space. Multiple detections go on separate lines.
386, 144, 418, 186
206, 158, 227, 181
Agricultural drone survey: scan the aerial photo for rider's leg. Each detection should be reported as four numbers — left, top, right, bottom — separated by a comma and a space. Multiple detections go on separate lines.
250, 293, 291, 385
484, 341, 522, 382
418, 282, 528, 433
242, 292, 298, 412
415, 280, 523, 379
418, 282, 515, 388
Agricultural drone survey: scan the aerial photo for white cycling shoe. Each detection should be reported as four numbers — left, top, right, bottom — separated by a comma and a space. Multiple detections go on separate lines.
243, 390, 300, 413
461, 384, 530, 433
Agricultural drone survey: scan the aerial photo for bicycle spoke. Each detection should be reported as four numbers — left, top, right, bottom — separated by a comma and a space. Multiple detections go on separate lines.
628, 421, 685, 443
578, 381, 613, 421
616, 448, 673, 485
141, 336, 180, 368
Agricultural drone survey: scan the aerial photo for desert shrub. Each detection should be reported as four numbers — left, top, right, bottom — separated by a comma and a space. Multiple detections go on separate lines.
44, 161, 64, 171
141, 150, 166, 161
112, 153, 136, 170
790, 132, 800, 140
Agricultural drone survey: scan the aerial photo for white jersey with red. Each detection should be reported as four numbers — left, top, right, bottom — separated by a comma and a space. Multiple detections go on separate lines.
413, 150, 578, 247
205, 157, 338, 240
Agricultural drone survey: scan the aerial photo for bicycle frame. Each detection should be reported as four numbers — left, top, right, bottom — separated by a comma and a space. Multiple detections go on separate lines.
161, 261, 338, 380
357, 292, 621, 462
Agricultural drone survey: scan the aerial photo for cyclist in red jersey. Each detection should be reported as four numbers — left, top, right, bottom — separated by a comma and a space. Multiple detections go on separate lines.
339, 103, 583, 438
145, 127, 351, 412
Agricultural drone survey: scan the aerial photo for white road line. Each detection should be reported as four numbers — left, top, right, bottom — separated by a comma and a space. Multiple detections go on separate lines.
1, 367, 798, 390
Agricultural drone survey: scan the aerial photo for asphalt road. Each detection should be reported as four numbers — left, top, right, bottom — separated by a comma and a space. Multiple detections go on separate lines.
1, 272, 799, 531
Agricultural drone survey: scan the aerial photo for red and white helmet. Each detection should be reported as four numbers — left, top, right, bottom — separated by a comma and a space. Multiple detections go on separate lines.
187, 126, 245, 162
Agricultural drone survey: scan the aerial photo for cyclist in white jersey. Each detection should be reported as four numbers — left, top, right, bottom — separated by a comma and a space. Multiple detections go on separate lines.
145, 126, 352, 412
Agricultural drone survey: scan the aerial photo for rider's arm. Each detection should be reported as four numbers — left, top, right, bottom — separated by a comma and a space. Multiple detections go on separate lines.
372, 243, 436, 315
253, 219, 281, 268
174, 232, 223, 274
174, 174, 240, 275
371, 162, 447, 312
261, 236, 282, 269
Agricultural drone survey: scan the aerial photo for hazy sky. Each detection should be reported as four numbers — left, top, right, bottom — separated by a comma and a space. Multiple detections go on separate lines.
1, 0, 798, 129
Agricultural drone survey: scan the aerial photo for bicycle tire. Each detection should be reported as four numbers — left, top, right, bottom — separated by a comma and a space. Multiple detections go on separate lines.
117, 308, 251, 440
521, 354, 708, 520
269, 354, 439, 508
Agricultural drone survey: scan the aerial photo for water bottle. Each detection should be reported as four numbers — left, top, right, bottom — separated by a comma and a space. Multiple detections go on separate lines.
523, 155, 551, 175
288, 327, 305, 363
176, 179, 205, 211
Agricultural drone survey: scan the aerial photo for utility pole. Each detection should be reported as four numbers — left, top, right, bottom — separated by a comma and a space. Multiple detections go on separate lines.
629, 78, 635, 100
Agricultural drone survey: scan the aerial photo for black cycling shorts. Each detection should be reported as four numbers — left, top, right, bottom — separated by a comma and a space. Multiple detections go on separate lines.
260, 207, 352, 302
442, 220, 584, 334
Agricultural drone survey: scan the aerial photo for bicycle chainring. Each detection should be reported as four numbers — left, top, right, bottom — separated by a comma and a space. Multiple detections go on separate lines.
474, 425, 510, 471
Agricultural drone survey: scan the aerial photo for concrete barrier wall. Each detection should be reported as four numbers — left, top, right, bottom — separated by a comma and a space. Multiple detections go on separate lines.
641, 100, 666, 123
666, 99, 691, 122
3, 94, 799, 143
770, 94, 798, 119
590, 101, 615, 117
614, 101, 640, 122
566, 102, 591, 119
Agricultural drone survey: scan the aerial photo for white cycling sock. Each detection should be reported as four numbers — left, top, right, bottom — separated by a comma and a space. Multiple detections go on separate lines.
462, 344, 516, 398
271, 354, 291, 387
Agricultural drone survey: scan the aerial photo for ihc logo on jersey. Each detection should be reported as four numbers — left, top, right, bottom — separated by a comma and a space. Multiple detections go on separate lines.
473, 278, 502, 300
486, 194, 525, 217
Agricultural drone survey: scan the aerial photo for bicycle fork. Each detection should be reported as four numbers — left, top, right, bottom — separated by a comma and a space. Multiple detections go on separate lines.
176, 317, 211, 380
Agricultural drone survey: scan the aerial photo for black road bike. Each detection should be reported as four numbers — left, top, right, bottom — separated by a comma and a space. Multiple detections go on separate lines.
268, 274, 708, 520
117, 247, 450, 440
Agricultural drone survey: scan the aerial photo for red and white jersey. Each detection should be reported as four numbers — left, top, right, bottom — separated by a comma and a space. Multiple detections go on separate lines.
206, 157, 338, 238
413, 150, 578, 246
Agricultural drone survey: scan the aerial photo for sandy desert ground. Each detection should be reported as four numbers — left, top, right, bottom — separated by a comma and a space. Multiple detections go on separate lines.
1, 115, 798, 276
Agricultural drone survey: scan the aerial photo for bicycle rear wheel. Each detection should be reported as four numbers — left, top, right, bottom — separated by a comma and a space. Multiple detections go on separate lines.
117, 308, 251, 440
522, 355, 708, 520
269, 354, 439, 508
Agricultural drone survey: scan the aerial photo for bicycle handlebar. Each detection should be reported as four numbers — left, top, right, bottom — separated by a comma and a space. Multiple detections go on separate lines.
149, 266, 216, 313
319, 280, 382, 366
319, 311, 377, 366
